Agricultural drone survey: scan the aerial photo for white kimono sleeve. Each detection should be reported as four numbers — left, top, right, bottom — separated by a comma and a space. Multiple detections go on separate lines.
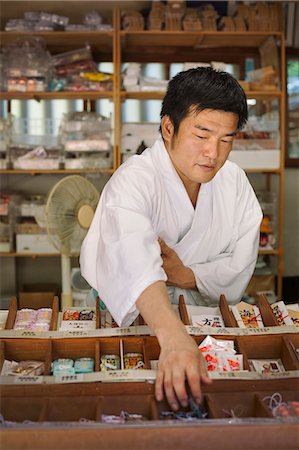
189, 173, 263, 305
80, 167, 166, 327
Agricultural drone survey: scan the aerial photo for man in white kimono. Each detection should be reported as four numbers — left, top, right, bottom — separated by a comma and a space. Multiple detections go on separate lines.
80, 67, 263, 411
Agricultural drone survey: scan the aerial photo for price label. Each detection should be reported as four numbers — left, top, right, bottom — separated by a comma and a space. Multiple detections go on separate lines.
55, 374, 84, 383
15, 375, 42, 384
20, 331, 37, 337
64, 331, 89, 337
115, 328, 133, 335
107, 370, 129, 378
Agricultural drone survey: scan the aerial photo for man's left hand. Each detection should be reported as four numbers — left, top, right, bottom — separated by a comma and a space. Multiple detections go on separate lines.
159, 239, 196, 289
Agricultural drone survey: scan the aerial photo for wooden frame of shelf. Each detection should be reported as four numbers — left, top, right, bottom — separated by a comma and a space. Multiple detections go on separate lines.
0, 91, 114, 101
0, 169, 114, 175
0, 6, 286, 300
0, 253, 60, 257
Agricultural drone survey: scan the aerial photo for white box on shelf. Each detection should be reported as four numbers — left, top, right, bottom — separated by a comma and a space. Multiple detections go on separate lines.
229, 150, 280, 170
16, 234, 59, 254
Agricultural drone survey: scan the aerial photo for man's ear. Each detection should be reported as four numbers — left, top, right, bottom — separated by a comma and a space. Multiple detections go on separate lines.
161, 115, 174, 143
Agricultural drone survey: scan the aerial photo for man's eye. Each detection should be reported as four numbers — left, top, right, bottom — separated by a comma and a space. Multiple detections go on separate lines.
221, 139, 232, 144
197, 135, 207, 139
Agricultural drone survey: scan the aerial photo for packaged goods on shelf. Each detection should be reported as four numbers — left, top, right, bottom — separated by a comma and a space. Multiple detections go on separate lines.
12, 147, 60, 170
147, 1, 165, 30
11, 117, 59, 150
121, 122, 159, 163
230, 108, 280, 169
140, 77, 168, 92
247, 65, 278, 91
3, 37, 52, 92
165, 1, 186, 31
0, 117, 12, 169
59, 111, 112, 169
199, 335, 244, 372
0, 193, 19, 252
59, 307, 96, 331
189, 306, 225, 328
16, 234, 59, 254
121, 10, 144, 30
256, 191, 277, 251
122, 63, 141, 91
230, 301, 264, 329
198, 4, 218, 31
271, 301, 295, 326
59, 112, 112, 151
5, 9, 112, 32
182, 8, 202, 31
5, 11, 69, 31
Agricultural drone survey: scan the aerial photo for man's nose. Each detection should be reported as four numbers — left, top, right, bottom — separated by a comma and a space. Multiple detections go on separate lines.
203, 138, 218, 160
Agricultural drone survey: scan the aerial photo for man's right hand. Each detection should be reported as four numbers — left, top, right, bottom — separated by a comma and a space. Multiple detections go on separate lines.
136, 281, 211, 410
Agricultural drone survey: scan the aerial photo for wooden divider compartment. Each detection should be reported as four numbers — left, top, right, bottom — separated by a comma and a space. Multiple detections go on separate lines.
98, 337, 121, 371
0, 396, 46, 422
194, 334, 239, 348
144, 336, 160, 367
155, 395, 210, 420
100, 394, 158, 420
51, 338, 98, 373
44, 396, 101, 422
5, 297, 59, 331
122, 337, 149, 369
178, 294, 238, 327
258, 295, 280, 326
286, 333, 299, 362
0, 338, 52, 375
205, 392, 272, 418
236, 335, 299, 371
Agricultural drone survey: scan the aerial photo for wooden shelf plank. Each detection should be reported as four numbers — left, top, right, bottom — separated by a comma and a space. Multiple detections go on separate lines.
0, 91, 114, 101
258, 249, 280, 255
120, 31, 283, 49
0, 169, 114, 175
121, 91, 282, 100
0, 253, 60, 257
0, 31, 113, 51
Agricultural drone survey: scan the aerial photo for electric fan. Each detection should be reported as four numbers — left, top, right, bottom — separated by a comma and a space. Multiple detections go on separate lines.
44, 175, 100, 308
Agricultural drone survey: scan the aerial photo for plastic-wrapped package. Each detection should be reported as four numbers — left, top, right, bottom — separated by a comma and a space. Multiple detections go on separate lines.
3, 37, 52, 91
198, 336, 243, 372
83, 11, 103, 26
52, 46, 92, 68
40, 12, 69, 28
59, 112, 112, 169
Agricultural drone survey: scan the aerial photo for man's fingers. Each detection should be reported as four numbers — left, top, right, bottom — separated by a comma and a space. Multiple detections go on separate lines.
155, 369, 164, 402
164, 371, 179, 411
186, 368, 203, 404
158, 238, 172, 255
172, 370, 189, 407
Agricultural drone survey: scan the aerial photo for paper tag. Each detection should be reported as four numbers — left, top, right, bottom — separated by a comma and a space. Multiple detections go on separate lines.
63, 330, 89, 337
15, 375, 43, 384
55, 374, 84, 383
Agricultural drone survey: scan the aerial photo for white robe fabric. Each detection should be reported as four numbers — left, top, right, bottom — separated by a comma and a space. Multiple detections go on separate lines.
80, 137, 263, 327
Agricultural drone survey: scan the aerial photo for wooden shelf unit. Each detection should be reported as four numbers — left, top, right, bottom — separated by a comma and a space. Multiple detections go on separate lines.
0, 4, 286, 297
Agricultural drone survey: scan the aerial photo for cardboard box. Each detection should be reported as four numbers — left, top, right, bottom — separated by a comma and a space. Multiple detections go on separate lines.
18, 291, 56, 309
16, 234, 59, 254
229, 150, 280, 170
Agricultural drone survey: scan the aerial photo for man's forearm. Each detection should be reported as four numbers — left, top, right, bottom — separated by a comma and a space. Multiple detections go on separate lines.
136, 280, 190, 344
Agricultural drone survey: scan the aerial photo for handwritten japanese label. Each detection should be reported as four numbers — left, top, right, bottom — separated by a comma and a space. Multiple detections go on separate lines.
15, 375, 42, 384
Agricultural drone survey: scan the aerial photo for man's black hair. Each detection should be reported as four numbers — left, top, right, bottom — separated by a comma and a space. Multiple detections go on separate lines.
160, 67, 248, 134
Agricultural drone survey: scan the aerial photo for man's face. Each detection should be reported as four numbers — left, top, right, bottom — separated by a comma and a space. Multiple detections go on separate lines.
162, 108, 239, 188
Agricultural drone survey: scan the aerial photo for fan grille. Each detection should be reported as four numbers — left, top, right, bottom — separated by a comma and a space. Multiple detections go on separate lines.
45, 175, 99, 255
